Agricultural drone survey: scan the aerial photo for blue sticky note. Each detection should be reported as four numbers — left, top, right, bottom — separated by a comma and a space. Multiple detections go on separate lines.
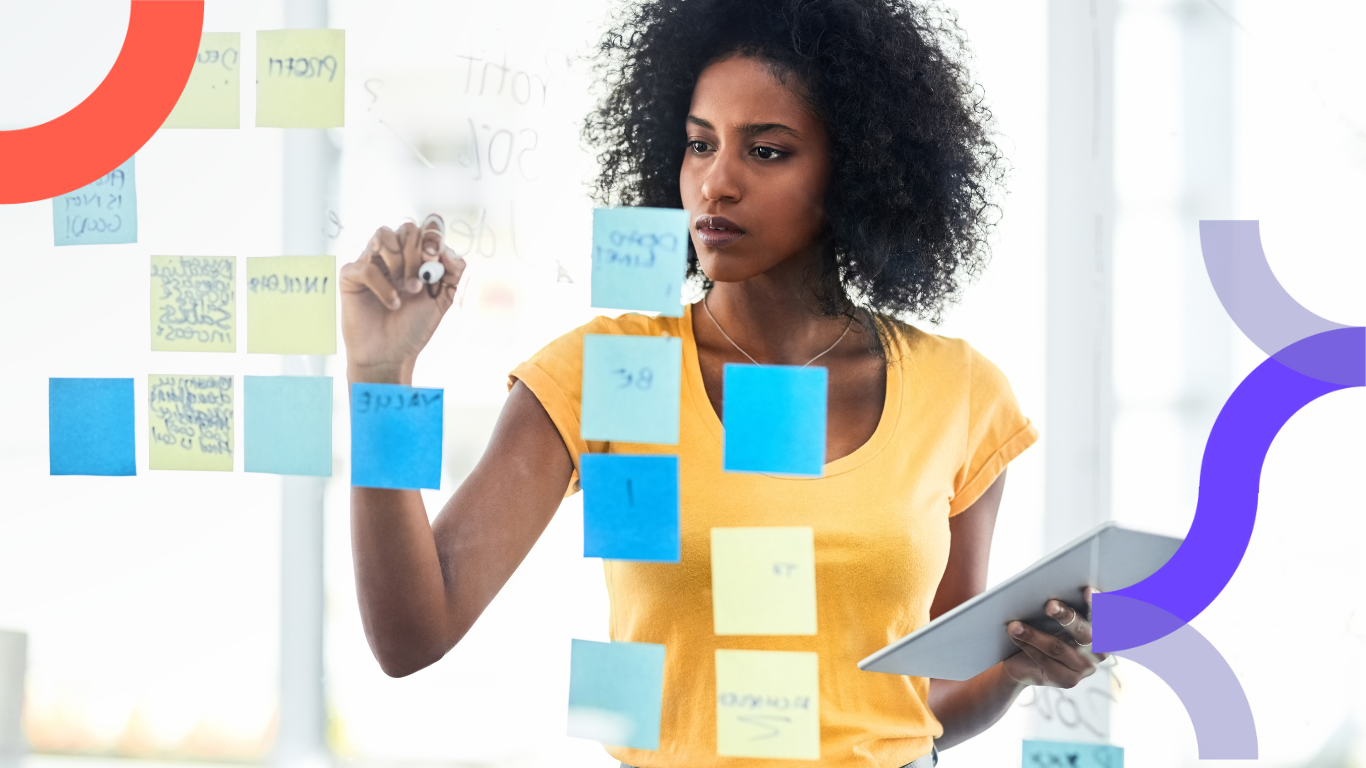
53, 156, 138, 246
591, 207, 689, 317
1022, 740, 1124, 768
244, 375, 333, 477
49, 378, 136, 476
567, 638, 666, 751
350, 383, 442, 490
581, 454, 680, 562
723, 364, 827, 476
582, 334, 682, 444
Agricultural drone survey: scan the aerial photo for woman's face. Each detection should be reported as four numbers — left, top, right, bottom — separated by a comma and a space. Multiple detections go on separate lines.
680, 54, 832, 284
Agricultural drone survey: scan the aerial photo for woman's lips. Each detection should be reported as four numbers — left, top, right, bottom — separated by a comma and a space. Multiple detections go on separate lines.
695, 214, 746, 248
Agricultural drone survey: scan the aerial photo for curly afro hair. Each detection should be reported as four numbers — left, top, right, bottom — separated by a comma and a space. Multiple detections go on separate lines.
584, 0, 1006, 326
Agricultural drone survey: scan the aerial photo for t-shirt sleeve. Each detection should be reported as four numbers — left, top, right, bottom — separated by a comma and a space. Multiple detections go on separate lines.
948, 344, 1039, 516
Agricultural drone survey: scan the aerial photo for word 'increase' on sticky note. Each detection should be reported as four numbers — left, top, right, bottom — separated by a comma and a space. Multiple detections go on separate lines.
723, 364, 827, 477
53, 156, 136, 246
350, 383, 442, 490
149, 375, 234, 472
244, 376, 332, 477
1023, 740, 1124, 768
711, 527, 817, 635
568, 638, 666, 752
49, 378, 135, 476
581, 454, 680, 562
151, 256, 235, 352
715, 649, 820, 760
590, 207, 689, 317
256, 29, 345, 128
581, 334, 682, 444
246, 256, 336, 354
162, 32, 240, 128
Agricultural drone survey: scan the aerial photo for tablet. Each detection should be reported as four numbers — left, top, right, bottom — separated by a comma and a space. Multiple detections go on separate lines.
857, 521, 1182, 681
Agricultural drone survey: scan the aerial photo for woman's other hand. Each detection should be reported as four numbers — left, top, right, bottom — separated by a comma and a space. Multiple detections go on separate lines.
1002, 586, 1109, 689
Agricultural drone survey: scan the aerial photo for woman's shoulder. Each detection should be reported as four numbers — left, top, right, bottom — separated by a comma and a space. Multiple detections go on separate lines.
876, 314, 1009, 388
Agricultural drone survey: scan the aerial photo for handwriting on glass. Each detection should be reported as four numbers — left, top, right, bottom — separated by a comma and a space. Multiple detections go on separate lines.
613, 367, 654, 390
152, 257, 234, 346
717, 693, 812, 741
149, 376, 233, 455
267, 55, 338, 81
248, 274, 330, 294
353, 390, 442, 414
59, 169, 129, 240
595, 231, 681, 269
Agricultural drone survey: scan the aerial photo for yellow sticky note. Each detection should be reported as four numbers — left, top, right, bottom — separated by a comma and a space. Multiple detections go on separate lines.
149, 374, 234, 472
162, 32, 240, 128
711, 527, 817, 635
151, 256, 235, 352
256, 29, 345, 128
715, 649, 820, 760
246, 256, 336, 354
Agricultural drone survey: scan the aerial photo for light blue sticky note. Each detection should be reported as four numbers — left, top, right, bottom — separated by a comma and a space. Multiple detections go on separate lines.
567, 638, 666, 751
1022, 740, 1124, 768
53, 156, 137, 246
350, 383, 442, 490
582, 334, 682, 444
244, 376, 333, 477
49, 378, 136, 476
591, 207, 689, 317
581, 454, 680, 562
723, 364, 827, 476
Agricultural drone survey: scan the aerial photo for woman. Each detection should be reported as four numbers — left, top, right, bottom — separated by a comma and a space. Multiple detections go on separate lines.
340, 0, 1107, 765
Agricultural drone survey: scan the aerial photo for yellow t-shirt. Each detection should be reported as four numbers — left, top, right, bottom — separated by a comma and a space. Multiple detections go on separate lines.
508, 303, 1038, 768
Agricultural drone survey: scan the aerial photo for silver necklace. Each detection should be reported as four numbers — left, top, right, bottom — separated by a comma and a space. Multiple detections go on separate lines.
702, 292, 854, 368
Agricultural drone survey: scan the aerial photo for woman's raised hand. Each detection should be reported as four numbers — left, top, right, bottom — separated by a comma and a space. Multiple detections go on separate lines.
340, 216, 466, 383
1002, 587, 1109, 689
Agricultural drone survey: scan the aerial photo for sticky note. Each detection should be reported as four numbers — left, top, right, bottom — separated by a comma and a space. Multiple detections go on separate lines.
53, 156, 136, 246
256, 29, 345, 128
244, 376, 332, 476
590, 207, 689, 316
568, 638, 666, 751
49, 378, 135, 476
723, 364, 826, 476
581, 454, 680, 562
151, 256, 235, 352
350, 383, 442, 490
148, 375, 234, 472
711, 527, 817, 635
162, 32, 240, 128
581, 334, 682, 444
1023, 740, 1124, 768
246, 256, 336, 354
715, 649, 820, 760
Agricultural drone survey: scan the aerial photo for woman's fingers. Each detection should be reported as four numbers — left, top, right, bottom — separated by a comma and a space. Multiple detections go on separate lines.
340, 257, 401, 310
1046, 599, 1093, 646
1008, 620, 1090, 675
396, 221, 425, 293
1007, 627, 1085, 688
368, 226, 408, 292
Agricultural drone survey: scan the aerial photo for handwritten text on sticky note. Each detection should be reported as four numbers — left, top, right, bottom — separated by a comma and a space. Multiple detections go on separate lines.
715, 649, 820, 760
151, 256, 235, 352
149, 375, 234, 472
723, 364, 827, 476
163, 32, 240, 128
350, 383, 442, 490
581, 334, 681, 444
568, 638, 666, 751
246, 255, 336, 354
591, 207, 689, 316
256, 29, 345, 128
244, 375, 332, 477
53, 156, 136, 246
712, 527, 817, 635
581, 454, 680, 562
49, 378, 136, 476
1022, 740, 1124, 768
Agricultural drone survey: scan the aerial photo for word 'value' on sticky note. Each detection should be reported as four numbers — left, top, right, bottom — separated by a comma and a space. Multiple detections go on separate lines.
49, 378, 135, 476
581, 454, 680, 562
350, 383, 442, 490
723, 364, 827, 477
151, 256, 235, 352
715, 649, 820, 760
591, 207, 689, 317
711, 527, 817, 635
256, 29, 345, 128
149, 375, 234, 472
53, 156, 136, 246
162, 32, 240, 128
1023, 740, 1124, 768
581, 334, 682, 444
568, 638, 666, 751
244, 376, 332, 477
246, 255, 336, 354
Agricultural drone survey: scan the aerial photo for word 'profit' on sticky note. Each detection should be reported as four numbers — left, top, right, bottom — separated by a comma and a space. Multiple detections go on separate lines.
590, 207, 690, 317
723, 363, 827, 477
581, 454, 680, 562
1023, 740, 1124, 768
151, 256, 235, 352
715, 649, 820, 760
711, 527, 817, 635
149, 374, 234, 472
256, 29, 345, 128
162, 32, 240, 128
568, 638, 666, 752
581, 334, 682, 444
244, 376, 332, 477
246, 255, 336, 354
49, 378, 135, 476
53, 156, 136, 246
350, 383, 442, 490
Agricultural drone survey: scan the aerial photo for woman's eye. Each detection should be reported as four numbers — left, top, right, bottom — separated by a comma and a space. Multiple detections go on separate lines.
753, 146, 785, 160
687, 140, 711, 153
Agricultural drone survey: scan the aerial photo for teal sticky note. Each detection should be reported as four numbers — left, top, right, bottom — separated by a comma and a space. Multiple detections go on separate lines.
53, 156, 137, 246
49, 378, 136, 476
244, 375, 333, 476
350, 382, 442, 489
581, 334, 682, 444
723, 364, 827, 476
567, 638, 666, 751
581, 454, 680, 562
1023, 740, 1124, 768
591, 207, 689, 317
